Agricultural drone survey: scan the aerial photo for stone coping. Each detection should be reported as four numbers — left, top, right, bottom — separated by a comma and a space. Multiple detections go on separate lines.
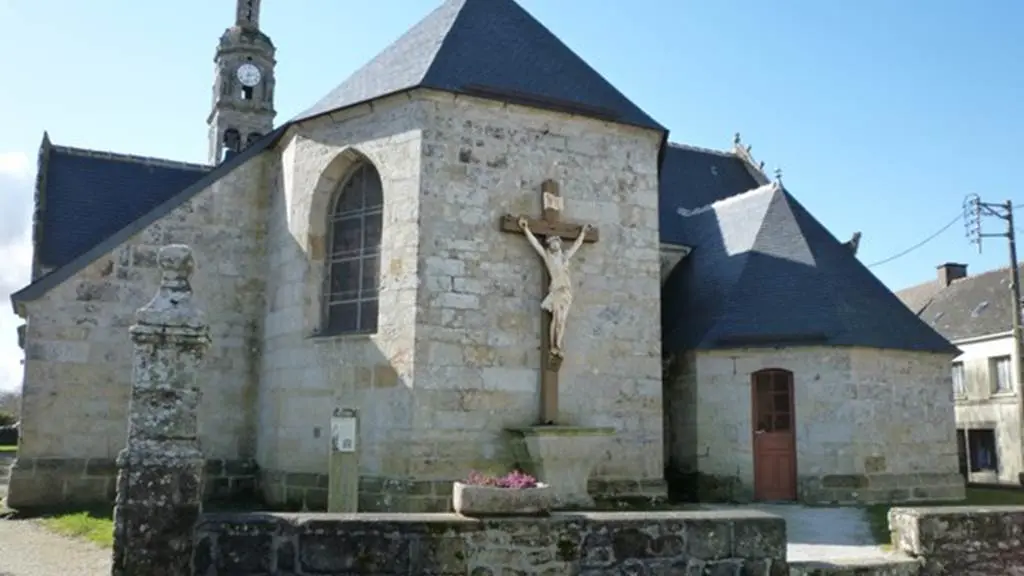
891, 504, 1024, 516
201, 508, 783, 524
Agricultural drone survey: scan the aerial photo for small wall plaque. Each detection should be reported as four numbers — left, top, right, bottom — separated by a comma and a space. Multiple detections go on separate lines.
330, 408, 357, 453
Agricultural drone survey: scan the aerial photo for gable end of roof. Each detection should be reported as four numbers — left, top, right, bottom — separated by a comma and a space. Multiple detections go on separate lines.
31, 132, 53, 281
10, 125, 290, 312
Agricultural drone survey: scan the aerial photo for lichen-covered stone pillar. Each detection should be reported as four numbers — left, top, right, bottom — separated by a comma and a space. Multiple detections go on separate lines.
111, 245, 211, 576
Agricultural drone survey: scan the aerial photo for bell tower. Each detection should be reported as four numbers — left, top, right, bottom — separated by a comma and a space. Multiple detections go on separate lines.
207, 0, 276, 164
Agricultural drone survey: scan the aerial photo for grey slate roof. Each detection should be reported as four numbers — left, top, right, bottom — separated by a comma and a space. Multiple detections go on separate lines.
293, 0, 665, 132
38, 141, 209, 270
897, 266, 1024, 341
12, 127, 287, 307
661, 183, 958, 354
895, 279, 944, 316
659, 143, 763, 246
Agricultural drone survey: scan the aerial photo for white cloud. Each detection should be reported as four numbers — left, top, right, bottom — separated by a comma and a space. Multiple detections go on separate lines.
0, 151, 34, 393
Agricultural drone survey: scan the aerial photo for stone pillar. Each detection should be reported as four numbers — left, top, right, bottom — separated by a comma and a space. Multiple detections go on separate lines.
111, 245, 211, 576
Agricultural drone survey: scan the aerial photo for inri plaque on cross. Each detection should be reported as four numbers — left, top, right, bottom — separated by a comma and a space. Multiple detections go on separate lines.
500, 179, 599, 425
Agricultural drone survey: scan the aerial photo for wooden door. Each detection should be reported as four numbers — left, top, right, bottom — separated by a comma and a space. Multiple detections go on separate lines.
752, 369, 797, 501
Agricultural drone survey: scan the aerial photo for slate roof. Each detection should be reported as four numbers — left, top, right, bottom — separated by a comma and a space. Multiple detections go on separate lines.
294, 0, 664, 132
897, 265, 1024, 341
37, 138, 210, 270
12, 126, 286, 307
661, 183, 958, 354
659, 143, 764, 246
895, 279, 944, 316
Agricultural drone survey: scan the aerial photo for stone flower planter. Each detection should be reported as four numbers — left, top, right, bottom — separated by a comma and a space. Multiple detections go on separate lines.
452, 481, 552, 516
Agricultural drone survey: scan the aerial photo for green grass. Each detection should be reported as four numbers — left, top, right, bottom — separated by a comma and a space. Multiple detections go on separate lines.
866, 487, 1024, 547
36, 507, 114, 548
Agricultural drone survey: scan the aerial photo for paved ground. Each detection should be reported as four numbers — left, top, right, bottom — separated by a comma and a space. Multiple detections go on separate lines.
0, 520, 111, 576
701, 503, 898, 563
0, 454, 111, 576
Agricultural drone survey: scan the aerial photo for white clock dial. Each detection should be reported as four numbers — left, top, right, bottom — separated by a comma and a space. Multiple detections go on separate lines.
236, 63, 262, 87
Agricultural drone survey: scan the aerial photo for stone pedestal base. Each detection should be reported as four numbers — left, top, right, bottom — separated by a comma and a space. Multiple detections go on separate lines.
506, 426, 615, 509
112, 448, 204, 576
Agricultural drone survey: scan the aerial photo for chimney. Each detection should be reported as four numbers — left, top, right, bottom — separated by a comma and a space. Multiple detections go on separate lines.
937, 263, 968, 286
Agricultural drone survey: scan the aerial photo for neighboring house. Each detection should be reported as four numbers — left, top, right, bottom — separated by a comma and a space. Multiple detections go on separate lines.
897, 262, 1024, 485
8, 0, 964, 510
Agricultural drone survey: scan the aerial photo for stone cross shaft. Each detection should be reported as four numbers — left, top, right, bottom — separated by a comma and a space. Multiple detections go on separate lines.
112, 244, 211, 576
500, 179, 599, 425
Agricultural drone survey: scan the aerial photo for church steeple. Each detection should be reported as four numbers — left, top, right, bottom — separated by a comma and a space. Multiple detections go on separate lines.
207, 0, 276, 165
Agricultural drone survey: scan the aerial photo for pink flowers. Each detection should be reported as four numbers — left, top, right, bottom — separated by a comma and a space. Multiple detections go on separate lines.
465, 470, 539, 489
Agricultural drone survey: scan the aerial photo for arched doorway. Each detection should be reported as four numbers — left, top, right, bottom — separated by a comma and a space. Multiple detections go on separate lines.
751, 369, 797, 501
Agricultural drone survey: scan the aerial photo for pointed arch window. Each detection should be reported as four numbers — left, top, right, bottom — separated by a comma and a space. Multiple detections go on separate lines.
323, 162, 383, 335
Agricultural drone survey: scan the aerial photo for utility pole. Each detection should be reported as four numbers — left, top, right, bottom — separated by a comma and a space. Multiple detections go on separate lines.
966, 195, 1023, 397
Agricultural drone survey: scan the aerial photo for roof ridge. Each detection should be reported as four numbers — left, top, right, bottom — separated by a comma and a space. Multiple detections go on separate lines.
419, 0, 469, 82
899, 262, 1024, 296
675, 181, 780, 218
50, 143, 211, 172
292, 0, 664, 132
666, 141, 736, 158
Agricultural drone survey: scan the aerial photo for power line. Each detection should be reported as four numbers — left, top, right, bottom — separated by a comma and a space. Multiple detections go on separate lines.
867, 212, 963, 268
863, 202, 1024, 269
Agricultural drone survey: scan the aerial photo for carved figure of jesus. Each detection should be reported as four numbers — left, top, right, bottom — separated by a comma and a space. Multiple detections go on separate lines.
518, 216, 592, 358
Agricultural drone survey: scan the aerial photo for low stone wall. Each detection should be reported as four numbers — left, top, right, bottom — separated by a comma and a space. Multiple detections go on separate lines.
890, 505, 1024, 575
5, 456, 257, 508
192, 509, 786, 575
261, 469, 667, 512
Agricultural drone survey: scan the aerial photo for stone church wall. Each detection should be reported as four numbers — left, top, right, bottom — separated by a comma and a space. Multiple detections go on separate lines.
411, 91, 665, 502
256, 94, 424, 510
665, 346, 964, 504
8, 156, 269, 508
256, 90, 665, 511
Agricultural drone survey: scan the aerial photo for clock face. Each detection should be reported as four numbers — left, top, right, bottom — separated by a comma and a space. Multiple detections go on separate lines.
236, 63, 262, 87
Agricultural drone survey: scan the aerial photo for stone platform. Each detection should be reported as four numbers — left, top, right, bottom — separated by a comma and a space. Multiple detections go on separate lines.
193, 509, 786, 575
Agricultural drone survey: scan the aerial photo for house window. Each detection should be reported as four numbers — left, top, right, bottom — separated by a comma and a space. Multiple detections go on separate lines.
322, 162, 383, 335
952, 362, 966, 397
991, 355, 1013, 393
967, 428, 998, 473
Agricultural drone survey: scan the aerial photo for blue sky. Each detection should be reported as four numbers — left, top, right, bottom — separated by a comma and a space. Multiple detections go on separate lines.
0, 0, 1021, 390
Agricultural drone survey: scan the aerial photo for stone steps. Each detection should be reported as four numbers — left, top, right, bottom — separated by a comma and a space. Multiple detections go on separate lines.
789, 555, 920, 575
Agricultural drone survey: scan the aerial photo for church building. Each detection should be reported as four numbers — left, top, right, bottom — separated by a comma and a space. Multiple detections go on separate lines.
7, 0, 964, 510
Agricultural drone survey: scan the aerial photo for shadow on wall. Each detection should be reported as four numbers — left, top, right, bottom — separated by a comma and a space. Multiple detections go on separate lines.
256, 144, 422, 512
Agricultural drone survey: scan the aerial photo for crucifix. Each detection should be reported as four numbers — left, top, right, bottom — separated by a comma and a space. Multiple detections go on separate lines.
500, 178, 600, 425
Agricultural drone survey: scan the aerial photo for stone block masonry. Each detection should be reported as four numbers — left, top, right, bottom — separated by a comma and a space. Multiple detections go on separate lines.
667, 347, 964, 505
11, 153, 268, 510
192, 509, 787, 575
256, 89, 665, 511
5, 457, 257, 508
890, 505, 1024, 575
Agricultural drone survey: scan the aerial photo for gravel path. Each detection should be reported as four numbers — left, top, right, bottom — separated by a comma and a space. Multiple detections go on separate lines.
0, 520, 111, 576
